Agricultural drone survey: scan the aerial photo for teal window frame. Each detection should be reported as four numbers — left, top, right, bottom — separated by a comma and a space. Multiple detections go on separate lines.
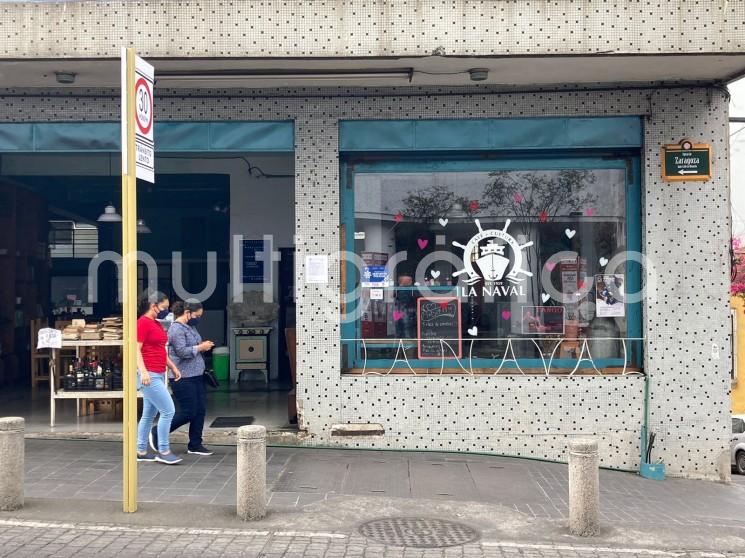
341, 152, 642, 372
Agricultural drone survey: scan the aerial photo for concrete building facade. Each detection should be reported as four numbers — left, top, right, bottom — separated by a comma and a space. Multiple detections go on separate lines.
1, 1, 744, 479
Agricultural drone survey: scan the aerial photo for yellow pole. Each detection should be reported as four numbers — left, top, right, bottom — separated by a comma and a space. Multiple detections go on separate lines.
122, 47, 138, 513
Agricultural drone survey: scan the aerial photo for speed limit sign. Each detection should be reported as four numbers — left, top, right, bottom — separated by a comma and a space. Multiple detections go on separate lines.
121, 51, 155, 184
135, 77, 153, 136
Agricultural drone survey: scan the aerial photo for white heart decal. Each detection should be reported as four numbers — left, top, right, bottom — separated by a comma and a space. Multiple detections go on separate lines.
599, 257, 608, 267
467, 326, 478, 336
565, 228, 576, 239
430, 270, 441, 279
439, 218, 449, 227
541, 293, 550, 303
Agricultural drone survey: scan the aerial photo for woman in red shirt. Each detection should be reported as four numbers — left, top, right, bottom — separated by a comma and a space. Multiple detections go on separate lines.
136, 291, 182, 464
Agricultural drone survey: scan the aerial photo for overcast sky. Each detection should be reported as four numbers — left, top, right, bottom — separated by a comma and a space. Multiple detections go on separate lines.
731, 78, 745, 238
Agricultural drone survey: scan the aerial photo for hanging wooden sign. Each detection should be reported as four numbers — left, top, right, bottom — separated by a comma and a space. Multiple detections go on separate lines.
661, 139, 711, 182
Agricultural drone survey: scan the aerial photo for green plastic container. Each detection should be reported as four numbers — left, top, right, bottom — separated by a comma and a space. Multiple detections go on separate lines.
212, 347, 230, 382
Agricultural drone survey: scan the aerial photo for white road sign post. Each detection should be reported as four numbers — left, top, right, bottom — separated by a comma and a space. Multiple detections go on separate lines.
122, 51, 155, 183
134, 58, 155, 183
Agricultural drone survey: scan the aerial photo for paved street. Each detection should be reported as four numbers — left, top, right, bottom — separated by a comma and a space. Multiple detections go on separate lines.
0, 517, 735, 558
2, 439, 745, 556
22, 439, 745, 527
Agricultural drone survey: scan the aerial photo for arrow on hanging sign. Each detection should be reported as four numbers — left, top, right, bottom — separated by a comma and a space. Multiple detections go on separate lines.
662, 141, 711, 181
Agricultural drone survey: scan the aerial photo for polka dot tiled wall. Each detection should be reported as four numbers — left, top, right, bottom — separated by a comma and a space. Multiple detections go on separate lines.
1, 1, 743, 57
338, 376, 644, 470
0, 84, 731, 478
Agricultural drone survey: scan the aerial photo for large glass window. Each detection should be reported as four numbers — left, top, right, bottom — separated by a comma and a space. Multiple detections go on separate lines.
341, 156, 641, 374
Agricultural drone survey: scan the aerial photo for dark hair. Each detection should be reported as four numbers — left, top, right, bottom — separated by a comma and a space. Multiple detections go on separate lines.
137, 290, 168, 317
172, 299, 203, 318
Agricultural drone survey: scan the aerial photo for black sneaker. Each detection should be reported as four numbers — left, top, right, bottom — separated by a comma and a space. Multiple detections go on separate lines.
188, 445, 214, 456
149, 425, 158, 453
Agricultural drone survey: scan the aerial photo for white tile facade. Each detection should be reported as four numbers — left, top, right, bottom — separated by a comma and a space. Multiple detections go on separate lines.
0, 83, 731, 478
0, 1, 743, 57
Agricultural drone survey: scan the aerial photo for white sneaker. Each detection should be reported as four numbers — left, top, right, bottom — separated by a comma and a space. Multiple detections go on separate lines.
188, 446, 215, 456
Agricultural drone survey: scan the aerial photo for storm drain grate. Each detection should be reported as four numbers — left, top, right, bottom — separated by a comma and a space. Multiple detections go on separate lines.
358, 517, 480, 548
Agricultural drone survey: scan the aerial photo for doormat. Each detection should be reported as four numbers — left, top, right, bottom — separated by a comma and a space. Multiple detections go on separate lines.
210, 416, 255, 428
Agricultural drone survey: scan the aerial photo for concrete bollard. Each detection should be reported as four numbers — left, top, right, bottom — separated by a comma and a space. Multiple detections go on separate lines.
0, 417, 24, 511
237, 425, 266, 521
568, 438, 599, 536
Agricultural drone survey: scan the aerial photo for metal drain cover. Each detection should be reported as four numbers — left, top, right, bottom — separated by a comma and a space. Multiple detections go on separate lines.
358, 517, 480, 548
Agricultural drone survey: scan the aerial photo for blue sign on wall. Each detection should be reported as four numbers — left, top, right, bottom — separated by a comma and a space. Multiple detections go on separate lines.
361, 265, 391, 287
242, 239, 265, 284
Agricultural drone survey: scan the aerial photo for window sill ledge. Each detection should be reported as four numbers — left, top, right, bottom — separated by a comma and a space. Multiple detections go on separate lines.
342, 367, 643, 377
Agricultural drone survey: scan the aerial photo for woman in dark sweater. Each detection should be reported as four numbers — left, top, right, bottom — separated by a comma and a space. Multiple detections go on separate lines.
151, 299, 215, 456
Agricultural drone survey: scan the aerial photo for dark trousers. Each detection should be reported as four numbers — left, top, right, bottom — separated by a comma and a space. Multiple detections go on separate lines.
169, 375, 206, 451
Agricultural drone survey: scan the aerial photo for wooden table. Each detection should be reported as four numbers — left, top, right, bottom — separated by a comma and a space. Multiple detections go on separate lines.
48, 339, 141, 427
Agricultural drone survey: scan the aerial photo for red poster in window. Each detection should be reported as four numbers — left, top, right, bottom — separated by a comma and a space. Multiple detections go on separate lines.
417, 297, 462, 360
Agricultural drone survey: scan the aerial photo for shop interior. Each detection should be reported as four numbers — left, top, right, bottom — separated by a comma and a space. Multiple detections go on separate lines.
342, 161, 642, 373
0, 151, 298, 433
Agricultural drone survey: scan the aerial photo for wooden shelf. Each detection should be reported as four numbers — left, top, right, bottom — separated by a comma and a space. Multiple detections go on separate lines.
48, 339, 128, 426
54, 390, 140, 399
61, 339, 123, 347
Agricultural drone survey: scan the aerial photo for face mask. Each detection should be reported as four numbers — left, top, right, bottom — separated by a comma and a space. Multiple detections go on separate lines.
187, 317, 201, 327
156, 308, 169, 320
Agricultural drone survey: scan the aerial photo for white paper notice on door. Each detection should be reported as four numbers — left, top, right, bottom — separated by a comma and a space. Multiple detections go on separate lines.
594, 273, 625, 317
305, 255, 329, 284
37, 328, 62, 349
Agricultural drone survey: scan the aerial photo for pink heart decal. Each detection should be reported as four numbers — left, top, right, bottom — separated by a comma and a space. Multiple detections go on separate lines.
417, 238, 429, 249
501, 310, 511, 320
584, 207, 596, 217
393, 310, 404, 321
545, 262, 556, 271
578, 280, 586, 289
513, 193, 524, 203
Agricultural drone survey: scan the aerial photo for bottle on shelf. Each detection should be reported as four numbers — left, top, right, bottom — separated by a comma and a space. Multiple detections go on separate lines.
65, 364, 77, 391
75, 360, 85, 391
103, 359, 113, 391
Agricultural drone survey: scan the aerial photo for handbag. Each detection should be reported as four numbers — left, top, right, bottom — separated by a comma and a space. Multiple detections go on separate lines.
204, 369, 220, 389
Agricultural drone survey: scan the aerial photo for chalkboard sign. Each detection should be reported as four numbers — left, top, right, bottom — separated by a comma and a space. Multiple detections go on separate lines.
242, 239, 265, 284
417, 296, 462, 359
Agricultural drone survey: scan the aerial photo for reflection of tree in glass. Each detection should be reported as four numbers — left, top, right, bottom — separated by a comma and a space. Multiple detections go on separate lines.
483, 170, 597, 219
401, 185, 480, 222
595, 222, 623, 260
482, 170, 599, 302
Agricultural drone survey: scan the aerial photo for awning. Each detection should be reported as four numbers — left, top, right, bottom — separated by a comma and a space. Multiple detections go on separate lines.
0, 121, 295, 153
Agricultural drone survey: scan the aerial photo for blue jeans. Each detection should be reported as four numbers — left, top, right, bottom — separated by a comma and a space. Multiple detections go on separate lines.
136, 372, 175, 453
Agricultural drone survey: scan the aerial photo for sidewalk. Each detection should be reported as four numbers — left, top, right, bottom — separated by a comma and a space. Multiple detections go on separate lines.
4, 439, 745, 557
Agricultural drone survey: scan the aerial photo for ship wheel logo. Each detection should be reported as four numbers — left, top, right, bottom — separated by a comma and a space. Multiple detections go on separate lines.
452, 219, 534, 285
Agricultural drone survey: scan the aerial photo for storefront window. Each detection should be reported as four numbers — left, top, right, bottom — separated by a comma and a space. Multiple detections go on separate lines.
341, 157, 641, 374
